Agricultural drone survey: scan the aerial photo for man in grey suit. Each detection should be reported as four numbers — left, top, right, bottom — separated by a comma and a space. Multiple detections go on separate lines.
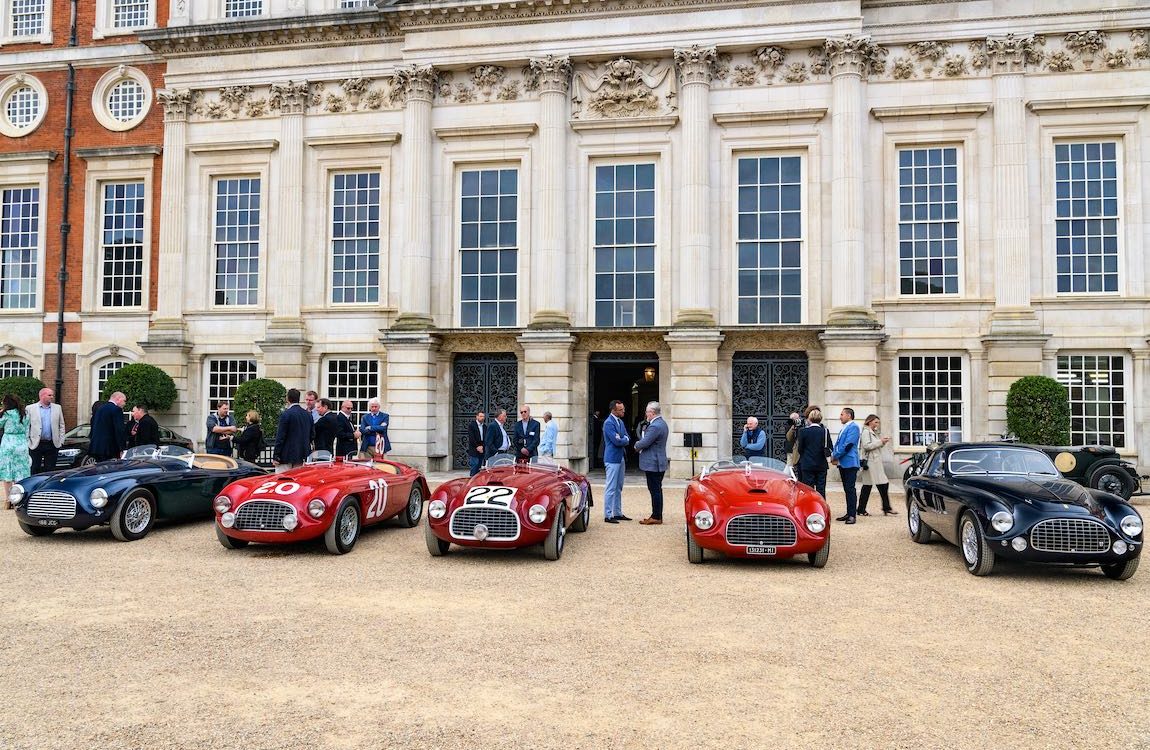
633, 401, 669, 525
26, 387, 66, 473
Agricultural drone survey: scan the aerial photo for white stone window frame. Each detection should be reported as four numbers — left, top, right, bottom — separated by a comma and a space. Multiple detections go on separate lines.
79, 151, 155, 313
1031, 101, 1145, 301
92, 0, 155, 39
0, 1, 52, 46
1053, 350, 1130, 450
203, 357, 257, 414
893, 351, 970, 448
91, 66, 152, 132
324, 356, 381, 420
873, 107, 985, 305
0, 151, 49, 315
0, 73, 48, 137
717, 118, 823, 327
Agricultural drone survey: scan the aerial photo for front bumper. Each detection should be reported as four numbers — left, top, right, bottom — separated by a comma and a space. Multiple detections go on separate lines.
15, 506, 105, 531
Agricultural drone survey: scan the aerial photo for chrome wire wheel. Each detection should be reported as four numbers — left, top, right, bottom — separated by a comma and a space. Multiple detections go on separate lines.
124, 496, 152, 535
961, 519, 979, 564
338, 505, 359, 546
909, 503, 921, 534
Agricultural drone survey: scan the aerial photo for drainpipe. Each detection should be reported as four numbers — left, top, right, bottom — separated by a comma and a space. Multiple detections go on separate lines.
54, 0, 78, 404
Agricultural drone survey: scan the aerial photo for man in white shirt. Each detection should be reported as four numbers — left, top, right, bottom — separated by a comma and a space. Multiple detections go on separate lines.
26, 387, 66, 474
483, 409, 511, 464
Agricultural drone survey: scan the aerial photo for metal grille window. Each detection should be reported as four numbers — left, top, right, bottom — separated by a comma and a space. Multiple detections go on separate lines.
1, 186, 38, 309
207, 359, 256, 411
95, 360, 128, 402
213, 177, 260, 306
5, 86, 40, 129
459, 168, 517, 327
594, 163, 655, 327
107, 79, 146, 122
100, 181, 145, 308
223, 0, 261, 17
10, 0, 44, 36
112, 0, 150, 27
736, 156, 802, 323
331, 172, 380, 304
898, 355, 964, 446
1056, 354, 1125, 448
325, 359, 379, 419
1055, 142, 1119, 294
0, 360, 33, 379
898, 147, 959, 295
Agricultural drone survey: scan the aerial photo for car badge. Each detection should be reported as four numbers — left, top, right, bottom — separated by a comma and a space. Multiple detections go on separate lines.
1063, 504, 1069, 510
474, 524, 490, 541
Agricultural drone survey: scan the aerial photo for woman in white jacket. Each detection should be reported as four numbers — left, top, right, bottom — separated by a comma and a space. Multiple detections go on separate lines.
857, 414, 896, 516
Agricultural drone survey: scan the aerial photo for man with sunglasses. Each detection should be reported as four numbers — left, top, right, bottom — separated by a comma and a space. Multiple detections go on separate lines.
513, 406, 542, 463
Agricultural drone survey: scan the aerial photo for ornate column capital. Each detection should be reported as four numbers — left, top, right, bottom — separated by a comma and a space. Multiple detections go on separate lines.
156, 88, 192, 121
825, 34, 887, 78
393, 64, 439, 105
986, 33, 1044, 74
674, 44, 718, 85
269, 80, 310, 115
527, 55, 573, 94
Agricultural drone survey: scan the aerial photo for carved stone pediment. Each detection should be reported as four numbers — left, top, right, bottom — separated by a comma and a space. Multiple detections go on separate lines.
571, 57, 676, 120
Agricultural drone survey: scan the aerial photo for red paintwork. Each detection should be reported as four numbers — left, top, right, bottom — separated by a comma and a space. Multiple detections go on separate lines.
684, 465, 830, 559
215, 458, 428, 545
427, 462, 591, 550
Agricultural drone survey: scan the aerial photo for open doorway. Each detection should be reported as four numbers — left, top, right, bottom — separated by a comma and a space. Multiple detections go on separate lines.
589, 353, 659, 470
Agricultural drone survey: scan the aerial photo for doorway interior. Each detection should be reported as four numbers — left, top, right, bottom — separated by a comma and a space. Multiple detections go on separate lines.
589, 353, 659, 470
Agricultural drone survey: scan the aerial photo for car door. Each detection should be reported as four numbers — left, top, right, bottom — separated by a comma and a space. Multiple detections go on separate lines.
914, 451, 950, 534
152, 464, 216, 519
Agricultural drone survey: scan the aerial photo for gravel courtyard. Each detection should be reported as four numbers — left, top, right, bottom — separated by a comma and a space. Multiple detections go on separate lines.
2, 479, 1147, 750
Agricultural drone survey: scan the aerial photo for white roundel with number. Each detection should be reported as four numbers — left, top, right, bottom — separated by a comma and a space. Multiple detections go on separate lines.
464, 485, 518, 507
252, 480, 301, 496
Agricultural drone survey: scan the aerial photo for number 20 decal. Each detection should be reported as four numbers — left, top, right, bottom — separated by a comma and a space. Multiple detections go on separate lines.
366, 479, 388, 519
254, 480, 300, 496
464, 486, 516, 506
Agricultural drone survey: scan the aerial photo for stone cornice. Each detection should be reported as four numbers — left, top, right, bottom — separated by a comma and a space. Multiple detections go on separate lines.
871, 103, 990, 119
138, 12, 399, 57
187, 139, 279, 154
305, 133, 401, 148
434, 123, 538, 140
569, 115, 678, 132
75, 146, 163, 160
713, 108, 828, 126
0, 150, 57, 163
1027, 95, 1150, 112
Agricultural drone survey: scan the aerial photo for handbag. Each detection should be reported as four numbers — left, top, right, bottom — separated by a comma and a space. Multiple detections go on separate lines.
822, 426, 832, 458
860, 458, 870, 471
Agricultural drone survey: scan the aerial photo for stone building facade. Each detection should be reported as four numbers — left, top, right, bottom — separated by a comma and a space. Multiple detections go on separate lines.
126, 0, 1149, 476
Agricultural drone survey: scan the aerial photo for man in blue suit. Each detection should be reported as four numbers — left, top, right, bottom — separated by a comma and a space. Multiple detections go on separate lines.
831, 407, 861, 524
512, 406, 541, 462
602, 399, 631, 523
273, 388, 314, 473
89, 391, 127, 462
484, 409, 511, 464
633, 401, 669, 525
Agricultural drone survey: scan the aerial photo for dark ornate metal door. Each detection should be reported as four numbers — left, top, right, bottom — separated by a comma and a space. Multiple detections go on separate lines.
731, 352, 809, 461
452, 353, 519, 469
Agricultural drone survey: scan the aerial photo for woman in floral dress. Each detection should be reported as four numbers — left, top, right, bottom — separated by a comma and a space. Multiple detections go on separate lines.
0, 394, 32, 509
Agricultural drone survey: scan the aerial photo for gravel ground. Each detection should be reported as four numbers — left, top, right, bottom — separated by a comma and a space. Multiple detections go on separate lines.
2, 479, 1147, 750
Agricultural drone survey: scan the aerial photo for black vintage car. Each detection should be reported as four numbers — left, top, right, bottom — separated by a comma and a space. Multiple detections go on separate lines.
905, 443, 1143, 579
54, 422, 195, 469
10, 446, 265, 541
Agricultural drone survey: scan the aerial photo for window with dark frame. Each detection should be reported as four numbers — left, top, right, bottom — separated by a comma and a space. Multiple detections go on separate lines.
897, 354, 964, 447
594, 163, 655, 327
736, 155, 803, 323
1056, 354, 1125, 448
1055, 141, 1119, 294
459, 167, 517, 328
100, 181, 145, 308
897, 146, 959, 295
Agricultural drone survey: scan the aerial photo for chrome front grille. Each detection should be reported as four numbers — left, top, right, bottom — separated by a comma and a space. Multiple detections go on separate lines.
27, 490, 77, 519
234, 500, 294, 532
725, 514, 798, 547
1030, 518, 1110, 554
450, 506, 520, 541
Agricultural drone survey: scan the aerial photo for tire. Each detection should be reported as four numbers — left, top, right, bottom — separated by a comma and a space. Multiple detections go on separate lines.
215, 524, 249, 549
686, 527, 705, 564
808, 536, 830, 568
110, 489, 156, 542
424, 518, 450, 556
543, 503, 566, 561
324, 497, 361, 555
401, 484, 423, 528
959, 511, 995, 576
1101, 556, 1139, 581
907, 496, 932, 544
18, 521, 55, 537
570, 498, 591, 533
1089, 465, 1135, 500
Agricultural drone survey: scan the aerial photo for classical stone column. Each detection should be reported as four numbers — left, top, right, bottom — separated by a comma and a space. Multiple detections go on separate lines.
266, 80, 308, 336
673, 45, 717, 327
1134, 346, 1150, 465
392, 65, 437, 330
379, 331, 442, 471
528, 56, 573, 329
518, 331, 577, 461
663, 330, 724, 478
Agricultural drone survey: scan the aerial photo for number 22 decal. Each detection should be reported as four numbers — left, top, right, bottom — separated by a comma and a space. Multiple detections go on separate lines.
464, 486, 516, 506
366, 479, 388, 519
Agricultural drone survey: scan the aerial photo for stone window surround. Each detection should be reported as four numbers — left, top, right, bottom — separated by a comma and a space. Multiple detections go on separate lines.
893, 350, 970, 448
0, 151, 50, 315
0, 73, 47, 137
91, 356, 132, 405
92, 0, 155, 39
0, 0, 51, 46
0, 357, 34, 378
1054, 350, 1130, 448
91, 66, 153, 132
78, 149, 157, 313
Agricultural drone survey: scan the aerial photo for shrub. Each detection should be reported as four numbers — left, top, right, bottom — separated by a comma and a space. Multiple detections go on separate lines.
0, 375, 46, 408
1006, 375, 1070, 445
102, 363, 178, 412
232, 378, 286, 437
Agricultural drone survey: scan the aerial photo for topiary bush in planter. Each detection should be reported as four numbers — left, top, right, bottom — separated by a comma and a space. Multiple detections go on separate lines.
0, 376, 46, 407
101, 363, 178, 412
1006, 375, 1070, 445
231, 378, 286, 438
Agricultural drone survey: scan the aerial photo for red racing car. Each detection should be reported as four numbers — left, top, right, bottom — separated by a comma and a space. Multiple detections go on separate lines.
684, 456, 831, 567
425, 456, 592, 560
213, 452, 429, 554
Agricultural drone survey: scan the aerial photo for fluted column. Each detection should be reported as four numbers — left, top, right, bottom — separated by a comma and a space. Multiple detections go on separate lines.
393, 65, 437, 330
153, 89, 191, 329
527, 56, 573, 329
672, 45, 717, 327
268, 80, 308, 332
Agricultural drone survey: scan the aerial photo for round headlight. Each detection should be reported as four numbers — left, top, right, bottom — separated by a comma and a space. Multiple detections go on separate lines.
8, 484, 25, 507
307, 499, 325, 518
90, 488, 109, 509
806, 513, 826, 533
429, 499, 446, 519
1113, 540, 1128, 555
1011, 537, 1028, 551
991, 511, 1013, 533
1120, 515, 1143, 538
220, 512, 236, 528
694, 510, 714, 530
282, 513, 299, 531
213, 496, 231, 514
528, 504, 548, 524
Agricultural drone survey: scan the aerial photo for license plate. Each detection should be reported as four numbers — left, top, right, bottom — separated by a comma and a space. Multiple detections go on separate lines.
746, 545, 776, 555
37, 519, 58, 527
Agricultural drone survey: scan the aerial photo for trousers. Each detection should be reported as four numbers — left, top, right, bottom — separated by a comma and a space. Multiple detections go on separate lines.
645, 470, 665, 519
839, 466, 859, 518
603, 461, 624, 519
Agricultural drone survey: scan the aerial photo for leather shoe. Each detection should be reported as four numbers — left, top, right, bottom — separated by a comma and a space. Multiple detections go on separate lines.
883, 509, 899, 516
640, 517, 663, 525
616, 515, 633, 522
604, 517, 619, 524
857, 511, 871, 516
835, 514, 851, 522
844, 517, 857, 524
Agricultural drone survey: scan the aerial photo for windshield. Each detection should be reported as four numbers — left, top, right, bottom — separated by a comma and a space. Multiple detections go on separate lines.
486, 454, 517, 469
703, 456, 794, 479
947, 447, 1060, 476
305, 450, 334, 465
123, 444, 193, 460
